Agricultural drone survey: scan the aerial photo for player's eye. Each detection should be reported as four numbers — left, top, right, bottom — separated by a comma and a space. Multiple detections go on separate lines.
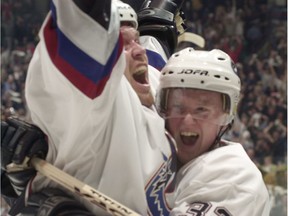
196, 107, 208, 112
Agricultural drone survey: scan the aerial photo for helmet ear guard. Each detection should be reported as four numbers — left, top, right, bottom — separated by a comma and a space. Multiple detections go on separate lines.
156, 48, 241, 125
222, 94, 231, 114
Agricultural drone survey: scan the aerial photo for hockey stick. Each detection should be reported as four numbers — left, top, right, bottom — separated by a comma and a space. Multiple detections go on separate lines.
29, 158, 140, 216
178, 32, 205, 48
6, 157, 140, 216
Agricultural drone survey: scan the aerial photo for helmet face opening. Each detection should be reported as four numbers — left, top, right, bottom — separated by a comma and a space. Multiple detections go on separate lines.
157, 88, 233, 126
156, 48, 241, 124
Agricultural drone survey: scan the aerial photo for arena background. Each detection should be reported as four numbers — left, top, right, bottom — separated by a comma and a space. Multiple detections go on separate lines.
1, 0, 287, 215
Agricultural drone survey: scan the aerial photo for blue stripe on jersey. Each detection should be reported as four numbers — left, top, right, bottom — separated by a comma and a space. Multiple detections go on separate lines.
57, 28, 120, 84
51, 2, 119, 84
145, 158, 173, 216
47, 2, 123, 99
146, 133, 177, 215
146, 49, 166, 71
50, 1, 57, 26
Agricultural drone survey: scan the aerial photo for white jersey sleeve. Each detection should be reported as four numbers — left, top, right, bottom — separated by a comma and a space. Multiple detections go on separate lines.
148, 65, 160, 99
167, 142, 271, 216
25, 1, 172, 215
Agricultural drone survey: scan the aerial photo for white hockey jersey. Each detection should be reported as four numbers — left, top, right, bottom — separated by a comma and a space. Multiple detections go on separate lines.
25, 1, 172, 215
166, 141, 271, 216
141, 35, 168, 71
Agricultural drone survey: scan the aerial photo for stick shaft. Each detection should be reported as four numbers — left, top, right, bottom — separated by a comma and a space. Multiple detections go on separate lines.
30, 158, 140, 216
178, 32, 205, 48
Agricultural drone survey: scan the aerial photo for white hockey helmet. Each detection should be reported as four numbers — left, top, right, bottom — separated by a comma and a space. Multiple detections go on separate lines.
156, 48, 241, 125
114, 0, 138, 29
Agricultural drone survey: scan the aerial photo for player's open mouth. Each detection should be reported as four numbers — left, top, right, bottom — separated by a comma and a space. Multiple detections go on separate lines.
180, 132, 198, 146
133, 69, 147, 84
132, 65, 150, 93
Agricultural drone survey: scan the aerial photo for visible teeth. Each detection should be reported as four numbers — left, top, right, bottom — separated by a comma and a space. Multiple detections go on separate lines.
134, 66, 147, 75
135, 70, 145, 75
181, 132, 198, 136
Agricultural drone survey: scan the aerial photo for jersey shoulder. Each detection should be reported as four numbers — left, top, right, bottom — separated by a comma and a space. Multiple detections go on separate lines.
179, 142, 264, 190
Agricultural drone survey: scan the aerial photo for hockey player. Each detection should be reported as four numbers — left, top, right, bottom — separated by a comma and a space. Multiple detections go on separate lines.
115, 0, 168, 71
115, 0, 206, 71
1, 0, 183, 215
155, 48, 271, 215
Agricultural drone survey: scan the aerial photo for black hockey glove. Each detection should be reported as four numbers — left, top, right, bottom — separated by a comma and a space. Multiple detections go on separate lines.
1, 117, 48, 196
9, 187, 94, 216
137, 0, 186, 57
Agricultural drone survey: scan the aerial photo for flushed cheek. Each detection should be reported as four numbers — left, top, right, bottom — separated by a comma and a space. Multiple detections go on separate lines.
166, 119, 182, 136
124, 52, 134, 75
137, 91, 154, 107
200, 125, 220, 147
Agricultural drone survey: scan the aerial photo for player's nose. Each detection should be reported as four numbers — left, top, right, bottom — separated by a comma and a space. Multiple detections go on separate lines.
131, 42, 146, 58
182, 113, 198, 125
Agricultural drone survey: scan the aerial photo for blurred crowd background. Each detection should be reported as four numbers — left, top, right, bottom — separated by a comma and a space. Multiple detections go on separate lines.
1, 0, 287, 215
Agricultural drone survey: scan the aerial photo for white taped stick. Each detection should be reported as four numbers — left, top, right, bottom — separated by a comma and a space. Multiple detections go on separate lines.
30, 158, 140, 216
178, 32, 205, 48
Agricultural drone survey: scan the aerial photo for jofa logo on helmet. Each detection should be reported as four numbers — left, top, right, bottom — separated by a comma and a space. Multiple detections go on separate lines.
177, 69, 209, 75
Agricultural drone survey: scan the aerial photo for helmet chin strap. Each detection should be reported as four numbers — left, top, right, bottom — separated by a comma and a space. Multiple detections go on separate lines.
209, 120, 234, 151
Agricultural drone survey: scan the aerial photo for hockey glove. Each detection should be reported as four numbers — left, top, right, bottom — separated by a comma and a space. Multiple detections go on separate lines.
1, 117, 48, 196
9, 187, 94, 216
137, 0, 186, 56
